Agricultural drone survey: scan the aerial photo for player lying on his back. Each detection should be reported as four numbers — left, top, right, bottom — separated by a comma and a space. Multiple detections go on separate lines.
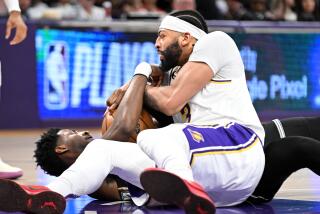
33, 108, 157, 203
33, 110, 320, 205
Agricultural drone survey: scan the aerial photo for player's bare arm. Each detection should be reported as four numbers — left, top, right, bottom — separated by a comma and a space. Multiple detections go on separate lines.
106, 65, 163, 111
103, 75, 148, 142
88, 177, 123, 201
144, 61, 213, 115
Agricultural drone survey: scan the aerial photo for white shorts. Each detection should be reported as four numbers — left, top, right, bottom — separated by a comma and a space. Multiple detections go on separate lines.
138, 122, 265, 207
182, 122, 265, 206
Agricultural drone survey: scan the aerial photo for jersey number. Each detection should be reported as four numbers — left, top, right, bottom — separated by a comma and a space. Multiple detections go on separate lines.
180, 104, 191, 123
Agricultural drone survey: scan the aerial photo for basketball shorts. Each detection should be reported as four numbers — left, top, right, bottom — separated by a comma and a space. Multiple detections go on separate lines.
182, 122, 265, 206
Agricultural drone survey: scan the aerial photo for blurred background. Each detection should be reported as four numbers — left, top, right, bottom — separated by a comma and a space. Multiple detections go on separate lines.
0, 0, 320, 130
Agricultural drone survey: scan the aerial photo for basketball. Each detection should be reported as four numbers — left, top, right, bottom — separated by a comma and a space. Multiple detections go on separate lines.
101, 108, 157, 142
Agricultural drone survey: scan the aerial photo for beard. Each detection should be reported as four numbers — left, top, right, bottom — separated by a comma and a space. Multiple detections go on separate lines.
159, 41, 182, 71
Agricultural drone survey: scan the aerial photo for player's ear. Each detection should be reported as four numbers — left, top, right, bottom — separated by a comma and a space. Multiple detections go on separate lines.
55, 145, 69, 154
181, 32, 192, 47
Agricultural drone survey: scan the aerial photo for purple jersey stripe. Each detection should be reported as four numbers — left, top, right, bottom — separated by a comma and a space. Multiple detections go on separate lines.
188, 137, 259, 165
182, 123, 260, 166
183, 123, 255, 150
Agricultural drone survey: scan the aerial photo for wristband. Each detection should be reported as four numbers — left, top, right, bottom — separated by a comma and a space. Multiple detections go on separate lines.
4, 0, 21, 12
134, 62, 152, 78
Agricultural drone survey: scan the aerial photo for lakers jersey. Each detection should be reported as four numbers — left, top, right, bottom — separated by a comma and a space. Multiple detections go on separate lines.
168, 31, 265, 143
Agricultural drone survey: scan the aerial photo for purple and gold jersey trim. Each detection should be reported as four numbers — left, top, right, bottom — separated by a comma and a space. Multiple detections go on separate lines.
210, 79, 232, 84
182, 123, 261, 165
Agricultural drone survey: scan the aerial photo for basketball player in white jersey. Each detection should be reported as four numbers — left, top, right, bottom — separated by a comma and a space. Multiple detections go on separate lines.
106, 9, 265, 210
136, 10, 265, 210
0, 0, 27, 179
107, 9, 265, 210
0, 10, 264, 214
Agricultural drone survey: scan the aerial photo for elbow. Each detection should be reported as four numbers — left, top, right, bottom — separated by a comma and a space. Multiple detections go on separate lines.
115, 114, 136, 137
120, 122, 136, 137
117, 127, 133, 139
106, 115, 136, 140
161, 100, 181, 116
162, 108, 177, 116
104, 121, 132, 141
119, 121, 136, 137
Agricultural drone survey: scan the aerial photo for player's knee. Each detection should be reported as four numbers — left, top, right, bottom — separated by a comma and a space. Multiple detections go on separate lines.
137, 129, 154, 146
137, 129, 164, 156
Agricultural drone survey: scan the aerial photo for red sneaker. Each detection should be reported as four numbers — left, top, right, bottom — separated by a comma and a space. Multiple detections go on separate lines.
0, 179, 66, 214
140, 168, 216, 214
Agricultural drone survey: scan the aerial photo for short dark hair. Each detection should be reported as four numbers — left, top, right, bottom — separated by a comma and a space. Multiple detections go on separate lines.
169, 10, 208, 33
34, 128, 69, 177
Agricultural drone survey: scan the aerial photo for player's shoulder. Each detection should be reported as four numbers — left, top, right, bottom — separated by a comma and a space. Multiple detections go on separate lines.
194, 31, 235, 52
201, 31, 233, 42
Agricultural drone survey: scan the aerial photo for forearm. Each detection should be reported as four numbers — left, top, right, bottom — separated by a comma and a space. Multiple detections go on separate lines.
144, 85, 187, 116
88, 175, 130, 201
144, 85, 174, 116
144, 62, 212, 116
89, 178, 121, 201
103, 75, 147, 141
4, 0, 20, 12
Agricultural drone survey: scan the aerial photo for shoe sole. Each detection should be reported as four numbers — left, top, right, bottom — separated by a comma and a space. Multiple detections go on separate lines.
140, 170, 215, 214
0, 179, 66, 214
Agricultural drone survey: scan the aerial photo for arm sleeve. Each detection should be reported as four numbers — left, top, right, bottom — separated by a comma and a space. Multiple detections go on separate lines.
4, 0, 21, 12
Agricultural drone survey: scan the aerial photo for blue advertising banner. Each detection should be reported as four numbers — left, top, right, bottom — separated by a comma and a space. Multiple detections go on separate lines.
237, 34, 320, 112
35, 29, 320, 121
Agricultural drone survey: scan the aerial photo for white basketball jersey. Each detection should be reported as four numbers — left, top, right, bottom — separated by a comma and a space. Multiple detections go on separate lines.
169, 31, 265, 142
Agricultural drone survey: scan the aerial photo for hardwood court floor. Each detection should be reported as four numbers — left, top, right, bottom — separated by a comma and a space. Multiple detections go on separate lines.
0, 129, 319, 214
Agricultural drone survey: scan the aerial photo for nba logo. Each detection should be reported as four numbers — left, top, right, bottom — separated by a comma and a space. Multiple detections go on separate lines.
44, 42, 69, 110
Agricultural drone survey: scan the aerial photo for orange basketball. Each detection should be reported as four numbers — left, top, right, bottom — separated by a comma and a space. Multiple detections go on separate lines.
101, 108, 157, 142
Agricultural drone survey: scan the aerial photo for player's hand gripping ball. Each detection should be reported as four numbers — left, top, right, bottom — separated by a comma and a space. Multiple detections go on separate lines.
102, 108, 157, 142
